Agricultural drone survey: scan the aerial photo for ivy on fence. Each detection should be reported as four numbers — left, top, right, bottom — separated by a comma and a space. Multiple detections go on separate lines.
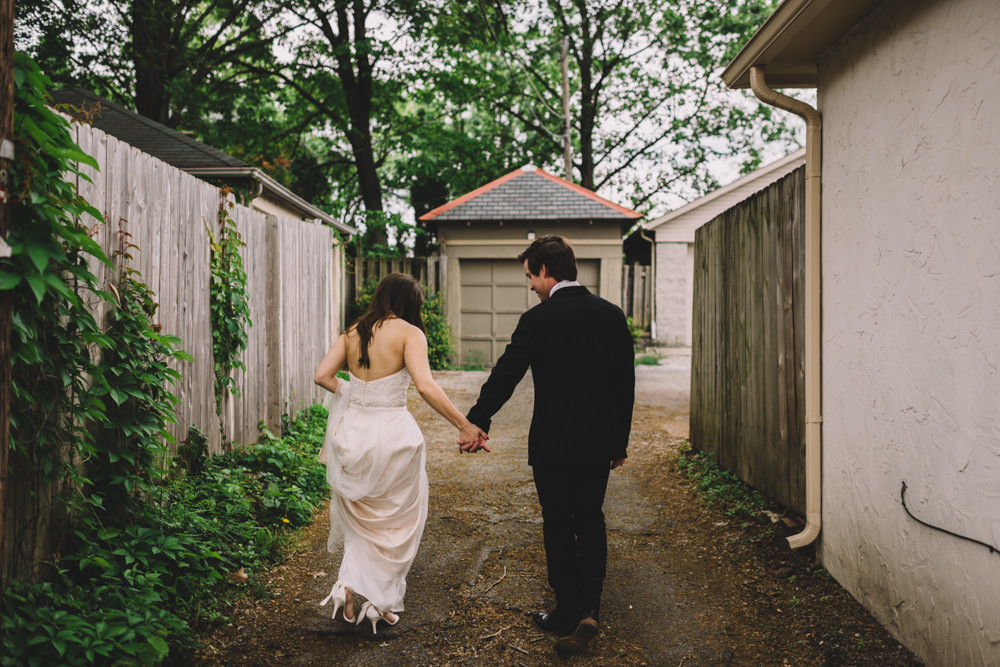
205, 188, 251, 438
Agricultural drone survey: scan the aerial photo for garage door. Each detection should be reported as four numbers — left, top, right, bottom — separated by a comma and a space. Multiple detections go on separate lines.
459, 258, 599, 365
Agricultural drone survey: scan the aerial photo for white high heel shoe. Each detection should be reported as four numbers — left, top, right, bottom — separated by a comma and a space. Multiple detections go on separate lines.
319, 582, 347, 620
358, 600, 399, 634
319, 582, 364, 622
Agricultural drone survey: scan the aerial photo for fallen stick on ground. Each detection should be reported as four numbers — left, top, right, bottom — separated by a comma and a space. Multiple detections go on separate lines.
482, 566, 508, 594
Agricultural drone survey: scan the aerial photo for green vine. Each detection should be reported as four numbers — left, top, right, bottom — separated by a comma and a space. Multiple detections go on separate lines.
1, 52, 111, 551
205, 188, 251, 429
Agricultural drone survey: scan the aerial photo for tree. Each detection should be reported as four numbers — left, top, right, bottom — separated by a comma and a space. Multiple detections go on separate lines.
16, 0, 290, 127
416, 0, 797, 215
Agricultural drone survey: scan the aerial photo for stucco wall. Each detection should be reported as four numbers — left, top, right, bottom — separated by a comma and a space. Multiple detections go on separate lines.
653, 241, 692, 346
817, 1, 1000, 665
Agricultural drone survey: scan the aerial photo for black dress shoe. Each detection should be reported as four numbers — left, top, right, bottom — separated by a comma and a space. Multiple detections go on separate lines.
531, 611, 574, 634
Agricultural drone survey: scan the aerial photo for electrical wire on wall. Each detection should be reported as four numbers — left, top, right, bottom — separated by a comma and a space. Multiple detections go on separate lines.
900, 481, 998, 556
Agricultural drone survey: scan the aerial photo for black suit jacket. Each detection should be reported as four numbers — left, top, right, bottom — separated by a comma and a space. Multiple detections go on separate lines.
467, 285, 635, 469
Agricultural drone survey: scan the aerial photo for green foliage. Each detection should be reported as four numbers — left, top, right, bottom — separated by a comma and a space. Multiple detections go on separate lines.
674, 442, 771, 519
206, 188, 251, 430
351, 278, 455, 370
86, 226, 191, 525
349, 210, 425, 258
459, 349, 488, 371
635, 354, 661, 366
0, 53, 330, 665
421, 290, 454, 370
3, 52, 110, 491
626, 316, 645, 342
1, 406, 331, 665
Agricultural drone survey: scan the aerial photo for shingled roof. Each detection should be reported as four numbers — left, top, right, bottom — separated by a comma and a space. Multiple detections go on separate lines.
49, 88, 355, 234
419, 165, 641, 222
51, 88, 246, 170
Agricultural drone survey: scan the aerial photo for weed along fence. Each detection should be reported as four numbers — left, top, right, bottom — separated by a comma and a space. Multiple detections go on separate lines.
690, 167, 806, 514
71, 122, 344, 451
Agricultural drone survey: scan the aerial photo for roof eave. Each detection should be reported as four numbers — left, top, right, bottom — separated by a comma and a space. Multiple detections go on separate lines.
184, 167, 356, 235
721, 0, 884, 90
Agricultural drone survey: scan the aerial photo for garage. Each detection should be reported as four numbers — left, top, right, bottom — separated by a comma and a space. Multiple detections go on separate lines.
419, 164, 640, 366
459, 258, 600, 365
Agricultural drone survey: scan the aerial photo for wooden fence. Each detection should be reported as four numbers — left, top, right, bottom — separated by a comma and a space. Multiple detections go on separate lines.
350, 255, 445, 295
72, 123, 344, 449
621, 262, 652, 332
4, 121, 345, 582
690, 167, 806, 513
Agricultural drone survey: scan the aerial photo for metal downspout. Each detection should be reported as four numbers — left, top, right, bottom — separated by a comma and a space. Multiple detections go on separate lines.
749, 66, 822, 548
639, 227, 656, 340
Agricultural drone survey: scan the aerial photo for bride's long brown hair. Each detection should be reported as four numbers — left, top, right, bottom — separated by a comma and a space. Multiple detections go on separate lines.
351, 273, 425, 368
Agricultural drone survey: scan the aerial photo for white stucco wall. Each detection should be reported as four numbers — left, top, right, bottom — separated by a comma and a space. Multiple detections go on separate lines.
818, 1, 1000, 665
654, 241, 693, 346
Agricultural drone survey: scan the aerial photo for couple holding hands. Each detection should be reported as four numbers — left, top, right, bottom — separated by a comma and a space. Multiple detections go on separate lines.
313, 235, 635, 656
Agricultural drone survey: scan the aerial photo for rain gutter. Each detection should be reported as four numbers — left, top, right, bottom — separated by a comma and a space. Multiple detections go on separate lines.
749, 66, 822, 549
185, 166, 356, 235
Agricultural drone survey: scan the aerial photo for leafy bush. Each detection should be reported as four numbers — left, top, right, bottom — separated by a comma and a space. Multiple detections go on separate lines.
1, 405, 331, 665
351, 278, 454, 370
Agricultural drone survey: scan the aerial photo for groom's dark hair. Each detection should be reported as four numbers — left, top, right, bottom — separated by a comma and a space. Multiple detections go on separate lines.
518, 235, 578, 282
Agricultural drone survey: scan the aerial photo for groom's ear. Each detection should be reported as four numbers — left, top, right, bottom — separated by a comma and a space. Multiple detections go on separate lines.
538, 264, 550, 279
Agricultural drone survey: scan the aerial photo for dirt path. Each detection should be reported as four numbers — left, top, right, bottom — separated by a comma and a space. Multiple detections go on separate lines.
190, 356, 921, 666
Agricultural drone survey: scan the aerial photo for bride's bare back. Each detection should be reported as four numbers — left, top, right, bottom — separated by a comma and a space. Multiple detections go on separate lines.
344, 318, 410, 381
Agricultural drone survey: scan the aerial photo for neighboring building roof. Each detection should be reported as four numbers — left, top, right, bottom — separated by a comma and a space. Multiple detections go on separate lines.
721, 0, 883, 89
644, 149, 805, 243
418, 165, 642, 222
50, 88, 355, 234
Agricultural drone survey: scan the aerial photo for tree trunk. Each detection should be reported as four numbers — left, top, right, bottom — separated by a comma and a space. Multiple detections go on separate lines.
0, 0, 14, 589
131, 0, 175, 126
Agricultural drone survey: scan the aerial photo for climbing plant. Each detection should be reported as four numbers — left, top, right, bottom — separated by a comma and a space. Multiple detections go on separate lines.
205, 188, 251, 429
1, 52, 111, 520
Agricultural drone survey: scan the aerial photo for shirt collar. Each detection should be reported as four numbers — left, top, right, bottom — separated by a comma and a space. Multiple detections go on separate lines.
548, 280, 581, 298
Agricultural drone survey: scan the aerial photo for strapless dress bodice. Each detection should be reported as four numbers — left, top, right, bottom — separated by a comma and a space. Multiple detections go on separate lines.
347, 368, 411, 409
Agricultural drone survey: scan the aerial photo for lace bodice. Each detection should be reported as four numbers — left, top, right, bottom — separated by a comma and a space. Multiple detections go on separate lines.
347, 367, 411, 408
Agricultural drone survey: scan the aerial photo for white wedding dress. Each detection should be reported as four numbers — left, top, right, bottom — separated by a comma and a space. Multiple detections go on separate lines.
318, 367, 428, 622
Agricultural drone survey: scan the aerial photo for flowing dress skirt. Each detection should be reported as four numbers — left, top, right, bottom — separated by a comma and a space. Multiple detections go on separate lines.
319, 371, 428, 614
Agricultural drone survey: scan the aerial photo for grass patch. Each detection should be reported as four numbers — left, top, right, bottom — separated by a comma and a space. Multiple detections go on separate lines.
673, 441, 771, 519
635, 353, 661, 366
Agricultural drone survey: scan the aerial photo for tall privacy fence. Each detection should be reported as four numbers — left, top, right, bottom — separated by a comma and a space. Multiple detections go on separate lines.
690, 167, 806, 513
3, 119, 343, 583
71, 123, 344, 450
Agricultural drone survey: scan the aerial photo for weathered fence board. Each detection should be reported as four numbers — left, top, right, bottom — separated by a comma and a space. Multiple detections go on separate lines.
620, 263, 652, 332
691, 167, 806, 513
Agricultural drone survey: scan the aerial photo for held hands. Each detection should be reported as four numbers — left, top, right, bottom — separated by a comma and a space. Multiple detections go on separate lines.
457, 422, 490, 454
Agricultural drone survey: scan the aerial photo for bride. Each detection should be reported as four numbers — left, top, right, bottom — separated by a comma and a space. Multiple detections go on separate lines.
313, 273, 488, 633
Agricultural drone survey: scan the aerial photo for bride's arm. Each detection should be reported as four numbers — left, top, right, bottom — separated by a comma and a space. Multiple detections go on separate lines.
314, 333, 348, 393
404, 328, 489, 448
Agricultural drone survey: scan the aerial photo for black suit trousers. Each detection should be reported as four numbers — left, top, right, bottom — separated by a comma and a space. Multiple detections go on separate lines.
532, 463, 611, 622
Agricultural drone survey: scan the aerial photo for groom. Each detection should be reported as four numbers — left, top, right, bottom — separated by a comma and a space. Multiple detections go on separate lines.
461, 235, 635, 655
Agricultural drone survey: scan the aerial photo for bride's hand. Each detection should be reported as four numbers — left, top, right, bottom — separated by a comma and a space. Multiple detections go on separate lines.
458, 423, 490, 453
